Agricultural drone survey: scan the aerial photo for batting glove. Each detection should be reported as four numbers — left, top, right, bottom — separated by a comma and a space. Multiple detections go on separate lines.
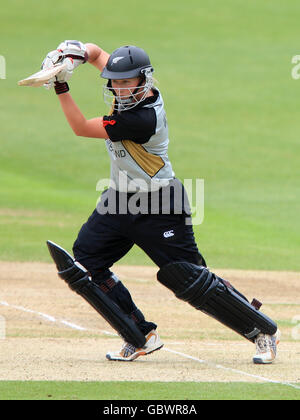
41, 41, 88, 90
41, 50, 73, 90
56, 40, 89, 68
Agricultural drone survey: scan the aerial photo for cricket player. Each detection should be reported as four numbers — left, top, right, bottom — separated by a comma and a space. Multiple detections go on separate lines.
43, 40, 280, 364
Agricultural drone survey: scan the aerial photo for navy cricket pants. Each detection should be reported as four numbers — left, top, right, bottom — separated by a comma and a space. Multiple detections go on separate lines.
73, 190, 205, 336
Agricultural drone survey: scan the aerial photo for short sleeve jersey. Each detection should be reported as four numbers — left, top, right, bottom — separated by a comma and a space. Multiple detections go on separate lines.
102, 89, 174, 192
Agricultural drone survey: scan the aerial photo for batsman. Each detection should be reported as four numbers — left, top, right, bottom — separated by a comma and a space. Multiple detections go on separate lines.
42, 40, 280, 364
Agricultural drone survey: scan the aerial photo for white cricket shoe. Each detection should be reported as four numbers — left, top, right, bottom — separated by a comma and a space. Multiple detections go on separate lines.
106, 329, 163, 362
253, 330, 281, 364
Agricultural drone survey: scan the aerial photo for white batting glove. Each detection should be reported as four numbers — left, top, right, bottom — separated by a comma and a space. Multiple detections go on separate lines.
41, 50, 73, 89
41, 41, 88, 90
56, 40, 88, 69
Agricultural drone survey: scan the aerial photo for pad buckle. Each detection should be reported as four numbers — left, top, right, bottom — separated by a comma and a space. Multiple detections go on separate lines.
245, 327, 261, 339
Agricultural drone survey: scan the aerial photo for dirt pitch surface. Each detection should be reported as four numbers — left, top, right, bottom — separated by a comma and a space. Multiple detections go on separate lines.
0, 262, 300, 386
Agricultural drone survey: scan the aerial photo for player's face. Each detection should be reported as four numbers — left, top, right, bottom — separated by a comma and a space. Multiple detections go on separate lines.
111, 77, 144, 101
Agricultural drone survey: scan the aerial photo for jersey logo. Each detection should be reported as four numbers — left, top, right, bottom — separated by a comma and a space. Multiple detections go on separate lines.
112, 56, 125, 64
163, 230, 175, 238
103, 119, 117, 127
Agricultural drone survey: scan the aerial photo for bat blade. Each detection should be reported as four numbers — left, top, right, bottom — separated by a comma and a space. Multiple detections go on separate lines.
18, 62, 67, 87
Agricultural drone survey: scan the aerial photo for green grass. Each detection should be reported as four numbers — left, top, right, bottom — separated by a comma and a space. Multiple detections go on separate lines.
1, 0, 300, 269
0, 381, 299, 400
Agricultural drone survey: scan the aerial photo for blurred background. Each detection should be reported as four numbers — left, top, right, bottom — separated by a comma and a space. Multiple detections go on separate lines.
0, 0, 299, 270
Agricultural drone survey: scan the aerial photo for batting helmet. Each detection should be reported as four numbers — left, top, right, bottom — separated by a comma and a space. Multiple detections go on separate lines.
101, 45, 153, 80
101, 45, 155, 111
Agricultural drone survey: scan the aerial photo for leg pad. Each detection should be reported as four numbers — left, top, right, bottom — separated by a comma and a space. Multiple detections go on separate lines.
157, 262, 277, 342
47, 240, 146, 348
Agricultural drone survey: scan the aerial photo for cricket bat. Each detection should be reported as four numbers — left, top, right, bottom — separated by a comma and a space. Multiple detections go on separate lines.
18, 62, 67, 87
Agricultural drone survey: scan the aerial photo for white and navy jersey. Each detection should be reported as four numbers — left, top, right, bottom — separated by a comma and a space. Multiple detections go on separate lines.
102, 89, 174, 192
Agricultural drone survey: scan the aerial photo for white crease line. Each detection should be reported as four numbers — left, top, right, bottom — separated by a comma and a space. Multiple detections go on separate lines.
60, 320, 87, 331
163, 348, 300, 390
1, 300, 300, 391
0, 300, 110, 335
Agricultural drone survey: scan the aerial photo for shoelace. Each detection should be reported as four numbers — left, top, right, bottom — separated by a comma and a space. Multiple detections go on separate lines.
121, 343, 136, 357
256, 334, 271, 353
270, 335, 277, 355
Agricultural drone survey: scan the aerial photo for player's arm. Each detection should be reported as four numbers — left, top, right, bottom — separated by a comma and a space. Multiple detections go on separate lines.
85, 43, 110, 72
39, 41, 109, 138
57, 92, 108, 139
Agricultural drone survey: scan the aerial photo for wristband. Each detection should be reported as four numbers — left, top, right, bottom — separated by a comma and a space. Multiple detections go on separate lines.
54, 81, 69, 95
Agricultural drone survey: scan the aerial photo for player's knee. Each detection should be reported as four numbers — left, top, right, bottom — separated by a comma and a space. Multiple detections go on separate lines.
72, 236, 93, 271
157, 262, 214, 308
72, 237, 83, 261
